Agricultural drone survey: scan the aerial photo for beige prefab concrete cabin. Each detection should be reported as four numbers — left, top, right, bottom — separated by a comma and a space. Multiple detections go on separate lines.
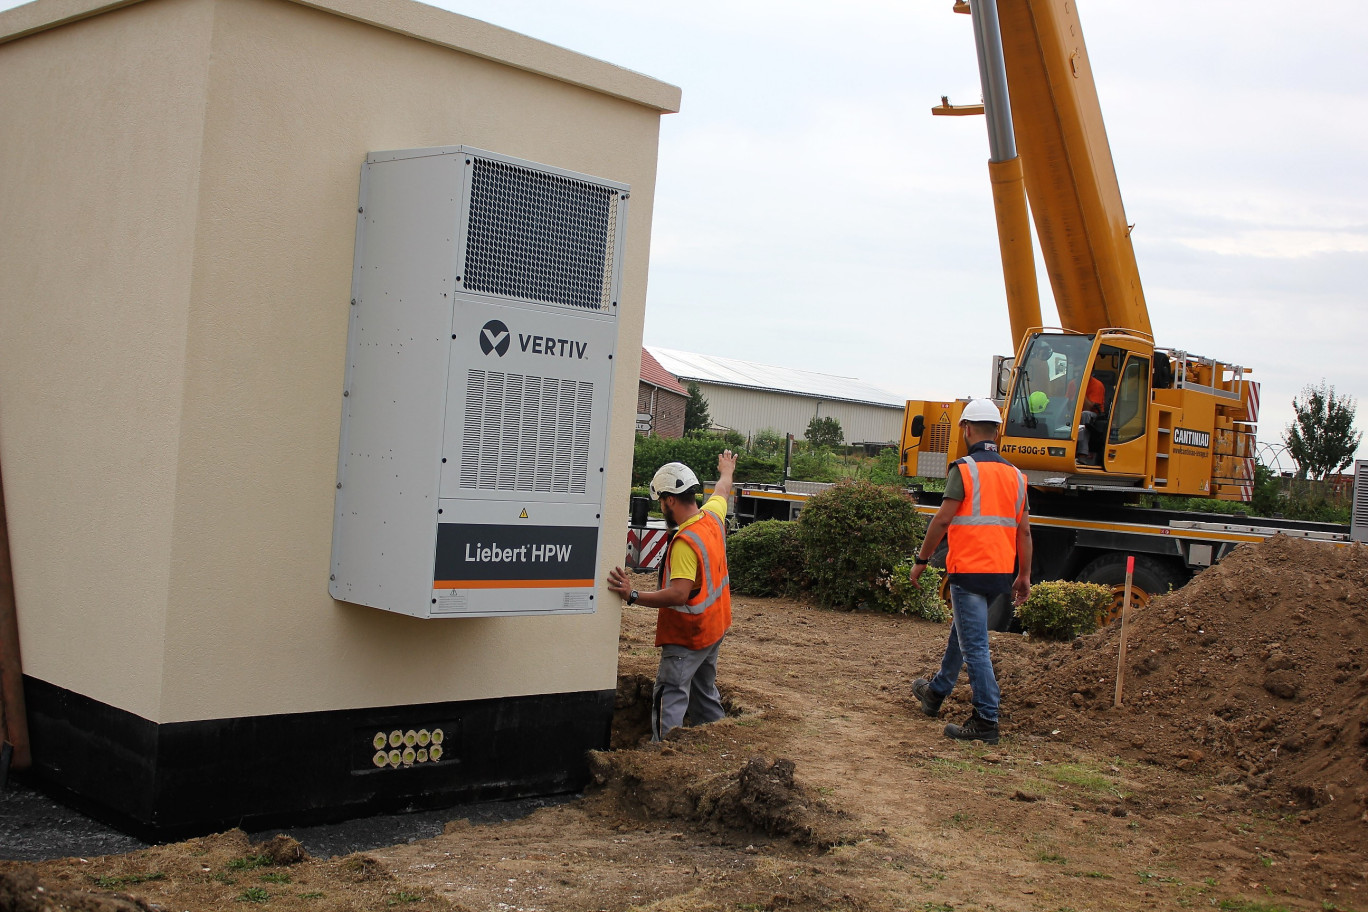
0, 0, 678, 836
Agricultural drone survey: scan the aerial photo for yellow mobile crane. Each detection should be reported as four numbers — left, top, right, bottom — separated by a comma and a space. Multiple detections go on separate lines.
693, 0, 1350, 623
900, 0, 1260, 500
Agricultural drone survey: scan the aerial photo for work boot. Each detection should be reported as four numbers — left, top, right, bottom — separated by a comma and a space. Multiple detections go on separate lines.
911, 678, 945, 717
944, 711, 999, 745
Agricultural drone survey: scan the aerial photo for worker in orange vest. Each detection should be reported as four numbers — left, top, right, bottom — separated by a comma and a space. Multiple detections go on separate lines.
608, 450, 736, 740
908, 399, 1032, 745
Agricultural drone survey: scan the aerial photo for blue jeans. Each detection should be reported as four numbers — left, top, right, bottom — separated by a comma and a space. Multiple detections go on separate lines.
928, 584, 1000, 723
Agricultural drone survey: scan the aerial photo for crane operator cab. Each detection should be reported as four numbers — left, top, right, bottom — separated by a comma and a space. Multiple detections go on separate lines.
1002, 329, 1154, 483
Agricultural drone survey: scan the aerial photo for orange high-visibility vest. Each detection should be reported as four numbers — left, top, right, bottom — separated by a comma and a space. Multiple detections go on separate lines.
946, 455, 1027, 575
655, 509, 732, 650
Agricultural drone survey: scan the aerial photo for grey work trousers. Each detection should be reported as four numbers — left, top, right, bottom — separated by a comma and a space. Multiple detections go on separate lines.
651, 637, 726, 741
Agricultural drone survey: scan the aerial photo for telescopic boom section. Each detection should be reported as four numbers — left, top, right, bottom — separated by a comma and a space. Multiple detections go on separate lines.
995, 0, 1152, 338
967, 0, 1042, 356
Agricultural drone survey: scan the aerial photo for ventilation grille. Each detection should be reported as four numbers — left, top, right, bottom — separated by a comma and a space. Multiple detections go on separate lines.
925, 413, 953, 454
464, 158, 619, 311
1353, 460, 1368, 543
461, 369, 593, 493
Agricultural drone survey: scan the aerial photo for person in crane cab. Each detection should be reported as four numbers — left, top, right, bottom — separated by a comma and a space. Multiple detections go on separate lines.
1076, 373, 1107, 465
908, 399, 1032, 745
607, 451, 737, 741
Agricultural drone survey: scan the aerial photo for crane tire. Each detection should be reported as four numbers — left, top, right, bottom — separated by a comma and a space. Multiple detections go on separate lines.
1075, 554, 1188, 627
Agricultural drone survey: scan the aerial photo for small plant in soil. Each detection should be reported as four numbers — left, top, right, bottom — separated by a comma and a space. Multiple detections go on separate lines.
229, 854, 273, 871
235, 886, 269, 903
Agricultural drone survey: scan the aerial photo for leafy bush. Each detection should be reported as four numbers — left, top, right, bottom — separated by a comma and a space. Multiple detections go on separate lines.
727, 520, 806, 597
734, 453, 783, 484
790, 449, 840, 483
797, 480, 924, 610
750, 428, 786, 456
869, 562, 949, 622
805, 415, 843, 449
1014, 581, 1111, 640
632, 435, 731, 487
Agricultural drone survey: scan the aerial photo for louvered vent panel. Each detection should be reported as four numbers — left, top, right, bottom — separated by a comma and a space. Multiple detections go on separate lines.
462, 369, 593, 493
926, 413, 953, 454
1353, 460, 1368, 543
464, 158, 618, 311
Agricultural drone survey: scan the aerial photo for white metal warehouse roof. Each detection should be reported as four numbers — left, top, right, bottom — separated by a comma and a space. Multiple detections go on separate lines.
648, 347, 906, 409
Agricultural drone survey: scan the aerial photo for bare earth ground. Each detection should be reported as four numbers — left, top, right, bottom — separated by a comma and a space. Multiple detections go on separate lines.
3, 534, 1365, 912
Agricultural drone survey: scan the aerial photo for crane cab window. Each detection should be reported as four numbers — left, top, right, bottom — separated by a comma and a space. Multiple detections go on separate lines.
1108, 356, 1150, 444
1006, 333, 1094, 440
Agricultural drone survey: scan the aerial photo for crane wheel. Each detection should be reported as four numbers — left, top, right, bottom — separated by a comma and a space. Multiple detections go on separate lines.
1075, 554, 1188, 627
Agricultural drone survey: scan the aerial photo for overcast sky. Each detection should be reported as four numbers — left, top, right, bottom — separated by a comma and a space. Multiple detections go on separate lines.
419, 0, 1367, 467
5, 0, 1363, 466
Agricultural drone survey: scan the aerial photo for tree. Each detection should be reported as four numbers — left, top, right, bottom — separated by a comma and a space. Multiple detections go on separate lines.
1285, 381, 1362, 480
805, 415, 843, 450
683, 382, 711, 434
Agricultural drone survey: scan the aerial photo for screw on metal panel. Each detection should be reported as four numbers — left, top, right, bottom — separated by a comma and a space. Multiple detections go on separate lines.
330, 574, 336, 581
351, 299, 356, 306
343, 390, 349, 397
336, 482, 342, 489
452, 335, 456, 339
622, 193, 629, 200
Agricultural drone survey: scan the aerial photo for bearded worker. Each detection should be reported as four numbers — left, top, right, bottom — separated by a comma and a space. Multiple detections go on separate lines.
607, 449, 736, 740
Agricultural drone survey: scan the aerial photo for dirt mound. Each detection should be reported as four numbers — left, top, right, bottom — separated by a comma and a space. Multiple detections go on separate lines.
999, 535, 1368, 827
0, 867, 160, 912
587, 727, 854, 849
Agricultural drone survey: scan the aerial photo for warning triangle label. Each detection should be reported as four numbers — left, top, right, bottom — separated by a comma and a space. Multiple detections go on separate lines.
519, 509, 529, 519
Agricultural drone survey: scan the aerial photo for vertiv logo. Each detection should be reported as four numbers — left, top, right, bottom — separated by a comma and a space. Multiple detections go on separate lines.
479, 320, 510, 356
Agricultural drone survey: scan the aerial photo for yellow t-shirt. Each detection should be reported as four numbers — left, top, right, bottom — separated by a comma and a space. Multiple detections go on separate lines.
668, 496, 728, 583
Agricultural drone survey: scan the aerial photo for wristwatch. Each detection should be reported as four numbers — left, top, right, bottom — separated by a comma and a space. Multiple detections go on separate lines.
913, 556, 930, 566
627, 590, 639, 605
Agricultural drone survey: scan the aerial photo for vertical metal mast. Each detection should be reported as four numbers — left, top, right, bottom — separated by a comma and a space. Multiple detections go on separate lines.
968, 0, 1041, 355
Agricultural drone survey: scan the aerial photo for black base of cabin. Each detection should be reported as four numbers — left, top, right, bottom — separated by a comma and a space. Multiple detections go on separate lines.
21, 676, 614, 842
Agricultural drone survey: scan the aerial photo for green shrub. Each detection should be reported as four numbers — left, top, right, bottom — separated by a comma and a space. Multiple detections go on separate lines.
734, 453, 783, 484
1014, 581, 1111, 640
727, 520, 806, 597
750, 428, 786, 457
869, 562, 949, 622
797, 480, 924, 610
790, 449, 840, 483
632, 435, 731, 487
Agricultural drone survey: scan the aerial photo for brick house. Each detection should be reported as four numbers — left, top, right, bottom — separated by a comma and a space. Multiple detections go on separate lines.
638, 348, 689, 437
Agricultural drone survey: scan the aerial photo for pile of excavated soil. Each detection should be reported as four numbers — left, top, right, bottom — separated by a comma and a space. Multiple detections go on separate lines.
997, 535, 1368, 830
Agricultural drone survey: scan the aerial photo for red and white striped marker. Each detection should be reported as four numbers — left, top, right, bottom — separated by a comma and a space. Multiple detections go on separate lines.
627, 528, 669, 571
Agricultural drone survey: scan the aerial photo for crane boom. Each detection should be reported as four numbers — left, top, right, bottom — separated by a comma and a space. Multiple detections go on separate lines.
997, 0, 1151, 338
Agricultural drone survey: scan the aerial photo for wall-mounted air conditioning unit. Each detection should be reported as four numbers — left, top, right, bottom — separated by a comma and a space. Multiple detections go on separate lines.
330, 146, 628, 618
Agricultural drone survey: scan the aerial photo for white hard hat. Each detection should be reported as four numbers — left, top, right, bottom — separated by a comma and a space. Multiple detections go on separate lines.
961, 398, 1003, 424
649, 462, 699, 500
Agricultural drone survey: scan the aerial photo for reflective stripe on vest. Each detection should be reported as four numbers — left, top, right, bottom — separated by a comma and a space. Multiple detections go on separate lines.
946, 456, 1025, 575
672, 511, 731, 614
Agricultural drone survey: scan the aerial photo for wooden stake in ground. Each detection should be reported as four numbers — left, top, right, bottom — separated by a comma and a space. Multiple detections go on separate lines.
1113, 555, 1135, 708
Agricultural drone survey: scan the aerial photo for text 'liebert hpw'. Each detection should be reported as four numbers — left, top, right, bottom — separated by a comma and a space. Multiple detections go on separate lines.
464, 543, 573, 563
